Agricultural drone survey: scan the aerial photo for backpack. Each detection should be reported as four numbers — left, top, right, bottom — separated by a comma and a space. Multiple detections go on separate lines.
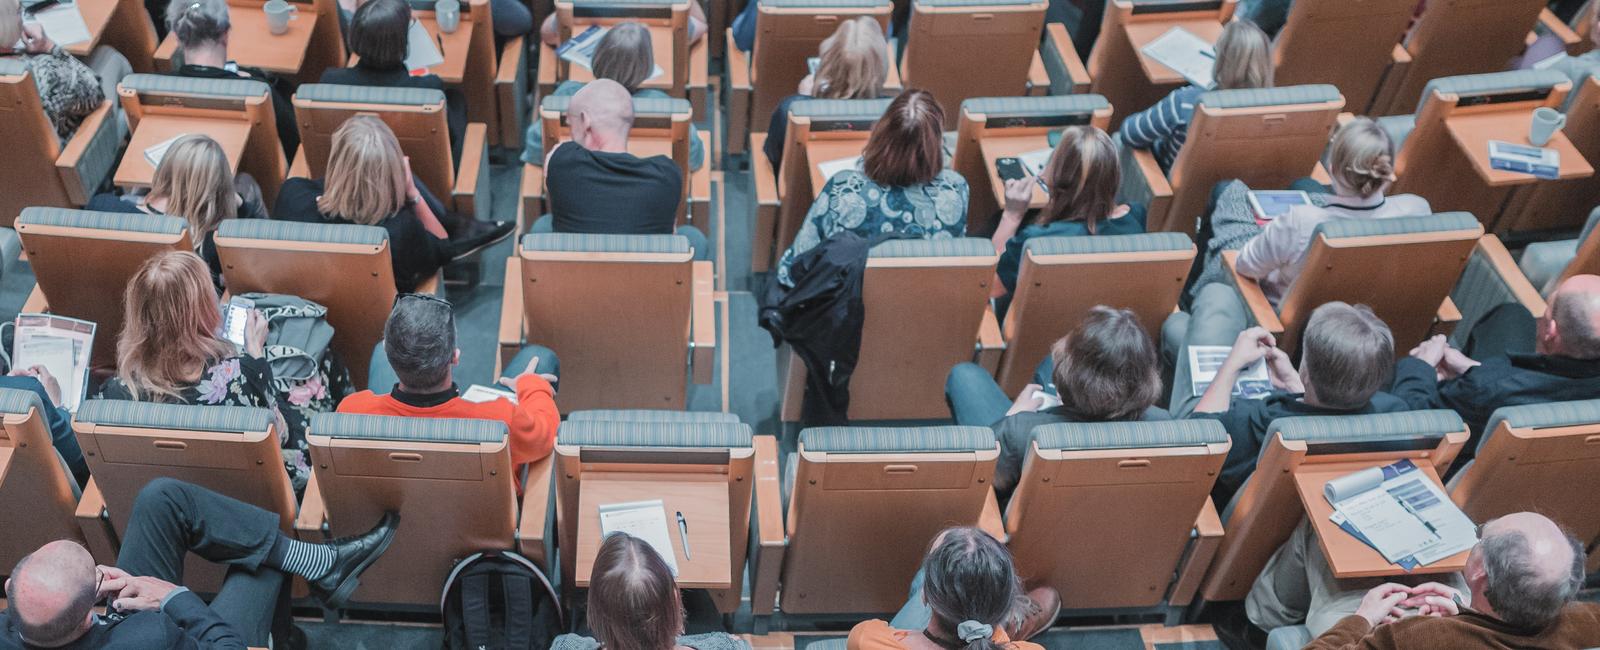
440, 550, 563, 650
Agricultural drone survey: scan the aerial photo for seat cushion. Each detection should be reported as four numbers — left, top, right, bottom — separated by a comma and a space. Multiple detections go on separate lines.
1376, 114, 1416, 149
557, 421, 753, 448
216, 218, 389, 246
18, 207, 186, 234
867, 237, 993, 258
520, 232, 690, 254
789, 98, 894, 122
539, 94, 691, 117
1478, 399, 1600, 456
1197, 84, 1341, 110
77, 400, 276, 434
1272, 410, 1465, 448
1023, 231, 1192, 257
0, 386, 44, 416
567, 409, 742, 424
295, 84, 446, 107
1417, 69, 1569, 113
118, 73, 270, 99
1313, 211, 1478, 241
1032, 419, 1227, 451
960, 95, 1111, 120
311, 412, 507, 443
1519, 239, 1579, 295
800, 426, 996, 453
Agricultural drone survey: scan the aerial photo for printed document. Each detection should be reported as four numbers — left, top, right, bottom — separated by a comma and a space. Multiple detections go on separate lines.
598, 499, 679, 575
1141, 27, 1216, 89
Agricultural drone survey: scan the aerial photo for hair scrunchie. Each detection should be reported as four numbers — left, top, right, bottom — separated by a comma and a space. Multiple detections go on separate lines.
955, 620, 993, 643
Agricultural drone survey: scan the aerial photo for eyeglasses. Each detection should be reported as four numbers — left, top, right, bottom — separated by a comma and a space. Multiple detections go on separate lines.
393, 293, 452, 309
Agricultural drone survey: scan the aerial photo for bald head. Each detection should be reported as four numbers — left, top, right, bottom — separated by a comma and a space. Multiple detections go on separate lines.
1542, 274, 1600, 359
569, 79, 635, 152
5, 541, 97, 646
1469, 512, 1584, 630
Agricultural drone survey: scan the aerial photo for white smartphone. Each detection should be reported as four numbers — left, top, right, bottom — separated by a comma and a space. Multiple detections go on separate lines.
222, 297, 254, 348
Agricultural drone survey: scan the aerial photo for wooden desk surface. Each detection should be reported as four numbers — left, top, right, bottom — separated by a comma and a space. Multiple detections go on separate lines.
154, 4, 314, 75
573, 474, 732, 589
415, 16, 473, 85
1124, 19, 1223, 85
61, 0, 115, 57
115, 115, 250, 188
1294, 461, 1470, 580
803, 139, 870, 200
980, 134, 1053, 210
1445, 111, 1596, 187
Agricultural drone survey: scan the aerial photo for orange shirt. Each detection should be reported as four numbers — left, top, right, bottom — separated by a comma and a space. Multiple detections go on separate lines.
847, 620, 1044, 650
336, 374, 560, 490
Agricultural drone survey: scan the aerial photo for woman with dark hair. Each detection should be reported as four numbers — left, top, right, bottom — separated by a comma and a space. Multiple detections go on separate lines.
774, 88, 969, 287
321, 0, 467, 159
550, 533, 748, 650
850, 527, 1056, 649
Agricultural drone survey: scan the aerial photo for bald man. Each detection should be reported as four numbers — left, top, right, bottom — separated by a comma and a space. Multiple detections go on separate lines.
1392, 274, 1600, 457
1299, 512, 1600, 649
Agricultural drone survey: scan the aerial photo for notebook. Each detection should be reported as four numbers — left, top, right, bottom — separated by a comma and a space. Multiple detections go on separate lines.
404, 19, 445, 72
1140, 26, 1216, 89
143, 133, 191, 168
598, 499, 679, 575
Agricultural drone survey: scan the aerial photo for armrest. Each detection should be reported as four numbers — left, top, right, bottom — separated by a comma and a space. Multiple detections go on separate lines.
1431, 296, 1462, 339
1169, 496, 1224, 606
726, 29, 750, 93
536, 42, 557, 88
55, 100, 119, 206
1222, 250, 1284, 334
1310, 163, 1332, 187
495, 36, 529, 149
287, 144, 310, 180
884, 38, 903, 94
725, 28, 751, 154
516, 453, 555, 568
1040, 22, 1090, 95
976, 304, 1005, 374
22, 284, 47, 314
498, 255, 525, 379
74, 478, 119, 562
1539, 8, 1584, 53
690, 260, 716, 385
1472, 235, 1547, 317
1026, 51, 1049, 96
1336, 112, 1357, 127
978, 488, 1008, 544
452, 122, 491, 223
749, 435, 786, 616
294, 472, 328, 539
520, 163, 543, 235
1116, 142, 1173, 229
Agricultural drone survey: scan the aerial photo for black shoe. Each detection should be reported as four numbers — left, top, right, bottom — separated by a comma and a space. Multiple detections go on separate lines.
446, 219, 515, 259
307, 511, 400, 610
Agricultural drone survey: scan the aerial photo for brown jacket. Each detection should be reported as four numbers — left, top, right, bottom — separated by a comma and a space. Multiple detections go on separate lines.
1306, 603, 1600, 649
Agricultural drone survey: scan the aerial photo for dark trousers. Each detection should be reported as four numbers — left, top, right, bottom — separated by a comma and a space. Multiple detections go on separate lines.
1463, 302, 1538, 362
118, 478, 291, 646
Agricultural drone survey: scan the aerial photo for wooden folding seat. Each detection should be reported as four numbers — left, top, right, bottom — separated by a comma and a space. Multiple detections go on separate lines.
290, 84, 491, 220
1088, 0, 1236, 133
1007, 420, 1228, 616
993, 233, 1193, 396
899, 0, 1049, 128
1446, 233, 1549, 351
780, 239, 1000, 422
951, 95, 1113, 232
1223, 212, 1481, 358
1369, 0, 1549, 116
0, 388, 93, 573
15, 208, 191, 370
117, 74, 288, 207
0, 60, 122, 227
1271, 0, 1415, 114
538, 0, 708, 115
497, 233, 716, 412
1496, 64, 1600, 235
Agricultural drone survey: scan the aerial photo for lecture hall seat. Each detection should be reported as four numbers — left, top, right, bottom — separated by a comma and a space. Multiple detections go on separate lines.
0, 387, 95, 573
760, 97, 892, 272
0, 60, 121, 228
117, 74, 289, 208
898, 0, 1050, 129
950, 95, 1114, 233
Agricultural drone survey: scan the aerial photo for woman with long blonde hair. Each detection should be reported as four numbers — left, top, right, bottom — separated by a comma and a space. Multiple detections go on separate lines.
1120, 19, 1273, 173
272, 115, 452, 292
764, 16, 890, 173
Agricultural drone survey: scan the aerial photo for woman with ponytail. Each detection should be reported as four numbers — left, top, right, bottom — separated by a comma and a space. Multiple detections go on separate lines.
1233, 117, 1433, 306
848, 527, 1057, 650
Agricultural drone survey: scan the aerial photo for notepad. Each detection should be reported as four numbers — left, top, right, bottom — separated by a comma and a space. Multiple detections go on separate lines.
598, 499, 679, 575
1325, 460, 1478, 567
404, 19, 445, 72
817, 155, 861, 181
1187, 345, 1271, 400
143, 133, 191, 168
1488, 140, 1560, 180
461, 384, 516, 404
26, 1, 90, 48
557, 25, 664, 81
1141, 26, 1216, 89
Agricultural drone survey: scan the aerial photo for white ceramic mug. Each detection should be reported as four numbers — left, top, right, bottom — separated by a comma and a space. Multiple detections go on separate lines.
263, 0, 297, 34
1530, 106, 1567, 147
435, 0, 460, 33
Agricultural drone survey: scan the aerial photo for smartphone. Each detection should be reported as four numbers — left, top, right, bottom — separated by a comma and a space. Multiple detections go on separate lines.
222, 297, 254, 348
806, 56, 820, 75
995, 157, 1027, 182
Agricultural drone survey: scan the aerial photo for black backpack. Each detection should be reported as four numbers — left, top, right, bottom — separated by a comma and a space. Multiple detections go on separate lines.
440, 550, 563, 650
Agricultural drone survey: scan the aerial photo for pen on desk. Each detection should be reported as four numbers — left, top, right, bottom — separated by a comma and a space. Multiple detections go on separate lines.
1397, 499, 1440, 536
676, 511, 692, 560
1199, 49, 1215, 60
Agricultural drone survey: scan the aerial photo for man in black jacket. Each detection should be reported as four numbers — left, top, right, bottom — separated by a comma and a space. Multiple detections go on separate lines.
1, 479, 398, 649
1393, 274, 1600, 456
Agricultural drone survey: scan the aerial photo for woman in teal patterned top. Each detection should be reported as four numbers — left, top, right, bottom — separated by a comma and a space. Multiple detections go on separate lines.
776, 89, 969, 287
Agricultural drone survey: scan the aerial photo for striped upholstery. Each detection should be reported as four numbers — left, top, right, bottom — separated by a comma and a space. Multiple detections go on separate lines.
0, 58, 24, 75
789, 98, 894, 120
73, 97, 122, 194
295, 84, 445, 107
1560, 59, 1600, 111
1023, 232, 1192, 257
119, 73, 269, 99
1197, 84, 1341, 110
867, 237, 993, 258
216, 219, 388, 246
567, 410, 743, 424
571, 0, 674, 5
558, 421, 754, 448
801, 640, 848, 650
76, 400, 276, 434
1033, 420, 1228, 451
917, 0, 1037, 6
1273, 410, 1466, 445
1450, 242, 1526, 348
539, 95, 691, 117
1314, 211, 1479, 241
800, 426, 996, 453
760, 0, 887, 8
1418, 70, 1569, 111
1480, 399, 1600, 454
520, 232, 690, 254
961, 94, 1110, 119
0, 387, 43, 416
1377, 114, 1417, 148
311, 412, 507, 443
18, 207, 186, 234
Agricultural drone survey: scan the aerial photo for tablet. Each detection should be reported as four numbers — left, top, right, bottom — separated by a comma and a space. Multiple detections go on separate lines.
1247, 190, 1312, 221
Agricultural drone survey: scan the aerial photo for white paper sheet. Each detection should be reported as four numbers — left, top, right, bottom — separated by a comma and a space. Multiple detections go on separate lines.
1141, 26, 1216, 89
461, 384, 516, 404
143, 133, 189, 168
1335, 487, 1437, 564
404, 19, 445, 72
598, 499, 680, 575
817, 155, 861, 181
28, 2, 91, 48
12, 313, 96, 412
1187, 345, 1272, 399
1017, 148, 1053, 176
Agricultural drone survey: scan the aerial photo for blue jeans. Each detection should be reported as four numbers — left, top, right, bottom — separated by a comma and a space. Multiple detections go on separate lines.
943, 358, 1056, 427
1163, 282, 1249, 416
531, 214, 711, 261
367, 342, 560, 395
889, 568, 932, 630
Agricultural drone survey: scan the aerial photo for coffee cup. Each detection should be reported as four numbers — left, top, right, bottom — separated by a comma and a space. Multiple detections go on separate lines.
435, 0, 460, 33
263, 0, 297, 35
1530, 106, 1567, 147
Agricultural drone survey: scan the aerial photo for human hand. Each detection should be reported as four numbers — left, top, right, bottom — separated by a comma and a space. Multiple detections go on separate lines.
96, 566, 131, 601
10, 365, 61, 405
1409, 334, 1449, 368
244, 310, 268, 359
1437, 347, 1481, 381
1354, 583, 1413, 627
1263, 347, 1303, 393
1002, 178, 1036, 214
1401, 582, 1463, 618
111, 575, 180, 613
797, 74, 815, 96
1224, 327, 1277, 371
1006, 383, 1045, 416
21, 23, 54, 54
500, 355, 558, 389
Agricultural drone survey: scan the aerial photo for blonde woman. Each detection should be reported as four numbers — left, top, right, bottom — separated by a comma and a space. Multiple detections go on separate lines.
764, 16, 890, 173
272, 115, 452, 292
87, 134, 260, 288
1234, 117, 1432, 305
1120, 19, 1273, 173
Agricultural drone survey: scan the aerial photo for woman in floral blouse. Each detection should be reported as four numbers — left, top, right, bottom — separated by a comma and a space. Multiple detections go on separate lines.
776, 89, 969, 287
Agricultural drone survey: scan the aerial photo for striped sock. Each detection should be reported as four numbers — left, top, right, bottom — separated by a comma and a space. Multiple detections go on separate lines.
266, 535, 336, 580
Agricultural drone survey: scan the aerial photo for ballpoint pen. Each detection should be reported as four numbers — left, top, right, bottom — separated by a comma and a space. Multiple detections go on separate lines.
676, 511, 692, 560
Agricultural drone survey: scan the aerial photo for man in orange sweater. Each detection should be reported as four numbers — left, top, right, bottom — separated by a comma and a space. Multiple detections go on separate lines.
338, 294, 560, 489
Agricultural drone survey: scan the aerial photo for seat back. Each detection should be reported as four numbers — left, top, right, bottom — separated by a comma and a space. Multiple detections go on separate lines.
519, 234, 694, 411
15, 208, 192, 370
1273, 212, 1482, 356
1156, 85, 1345, 234
555, 0, 689, 95
781, 426, 997, 614
1007, 420, 1229, 609
900, 0, 1047, 128
750, 0, 892, 133
118, 74, 288, 207
951, 95, 1113, 230
554, 420, 755, 612
1272, 0, 1415, 113
997, 233, 1193, 396
540, 94, 693, 221
0, 61, 73, 225
214, 219, 395, 389
307, 413, 514, 606
293, 85, 456, 202
0, 388, 85, 574
1200, 410, 1469, 602
1498, 66, 1600, 235
1451, 400, 1600, 557
1390, 70, 1572, 228
1378, 0, 1549, 115
1087, 0, 1237, 132
775, 98, 892, 256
